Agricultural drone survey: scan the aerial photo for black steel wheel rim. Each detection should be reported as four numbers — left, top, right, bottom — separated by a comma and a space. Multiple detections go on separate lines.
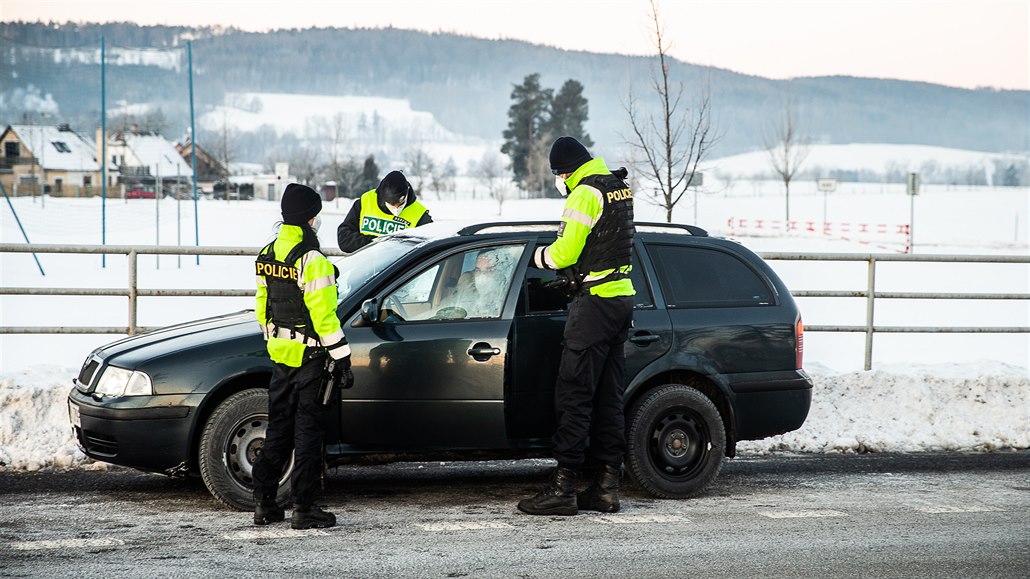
223, 412, 292, 491
647, 406, 711, 480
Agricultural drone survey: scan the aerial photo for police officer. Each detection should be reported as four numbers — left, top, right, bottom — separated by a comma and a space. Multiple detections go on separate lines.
517, 137, 635, 516
253, 183, 354, 529
336, 170, 433, 252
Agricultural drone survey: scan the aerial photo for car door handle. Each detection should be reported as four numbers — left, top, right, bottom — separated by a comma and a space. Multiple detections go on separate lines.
629, 333, 661, 345
467, 343, 501, 359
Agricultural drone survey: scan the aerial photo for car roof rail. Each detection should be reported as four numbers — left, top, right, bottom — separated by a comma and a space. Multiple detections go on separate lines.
458, 221, 709, 237
636, 222, 709, 236
458, 222, 560, 235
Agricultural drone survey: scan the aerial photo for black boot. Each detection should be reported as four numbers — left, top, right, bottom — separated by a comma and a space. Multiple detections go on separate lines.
517, 466, 580, 516
291, 504, 336, 529
254, 502, 285, 525
253, 491, 285, 525
577, 464, 621, 513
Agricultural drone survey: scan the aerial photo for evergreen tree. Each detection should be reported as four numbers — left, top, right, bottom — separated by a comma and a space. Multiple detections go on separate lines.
548, 79, 593, 147
501, 73, 553, 196
361, 155, 380, 192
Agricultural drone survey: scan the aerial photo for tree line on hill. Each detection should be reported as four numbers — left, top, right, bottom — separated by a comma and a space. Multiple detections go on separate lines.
3, 21, 1026, 158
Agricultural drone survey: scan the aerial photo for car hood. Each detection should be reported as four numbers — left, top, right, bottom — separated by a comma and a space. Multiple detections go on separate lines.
94, 310, 261, 367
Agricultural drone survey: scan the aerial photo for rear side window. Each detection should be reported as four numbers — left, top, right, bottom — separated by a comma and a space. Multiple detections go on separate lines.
649, 245, 772, 308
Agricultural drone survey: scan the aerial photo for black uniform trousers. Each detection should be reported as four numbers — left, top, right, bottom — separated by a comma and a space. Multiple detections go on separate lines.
252, 353, 329, 508
552, 292, 635, 468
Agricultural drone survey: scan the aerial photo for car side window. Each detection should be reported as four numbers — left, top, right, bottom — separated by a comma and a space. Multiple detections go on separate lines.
523, 266, 570, 314
382, 245, 524, 322
650, 245, 772, 308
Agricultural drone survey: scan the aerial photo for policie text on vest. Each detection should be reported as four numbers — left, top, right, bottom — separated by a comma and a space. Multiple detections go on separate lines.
360, 215, 412, 236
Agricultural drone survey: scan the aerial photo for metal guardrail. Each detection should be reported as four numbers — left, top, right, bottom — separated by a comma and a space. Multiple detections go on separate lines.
0, 244, 344, 335
1, 244, 1027, 370
759, 252, 1030, 369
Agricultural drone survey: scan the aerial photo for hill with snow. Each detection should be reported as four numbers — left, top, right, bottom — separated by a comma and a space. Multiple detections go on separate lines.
704, 143, 1027, 186
200, 92, 498, 170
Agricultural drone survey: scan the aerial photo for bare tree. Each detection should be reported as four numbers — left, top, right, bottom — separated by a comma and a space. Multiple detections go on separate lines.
624, 0, 719, 224
475, 150, 514, 214
404, 139, 435, 198
213, 108, 238, 180
288, 145, 321, 187
326, 112, 350, 191
765, 91, 810, 221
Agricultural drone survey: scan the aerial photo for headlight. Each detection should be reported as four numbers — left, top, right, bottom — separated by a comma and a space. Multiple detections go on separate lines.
93, 366, 153, 397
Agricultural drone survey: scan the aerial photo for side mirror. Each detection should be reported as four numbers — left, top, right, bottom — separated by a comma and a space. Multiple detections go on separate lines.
359, 298, 379, 325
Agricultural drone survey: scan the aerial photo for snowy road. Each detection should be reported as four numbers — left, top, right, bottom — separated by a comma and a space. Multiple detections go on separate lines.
1, 452, 1027, 577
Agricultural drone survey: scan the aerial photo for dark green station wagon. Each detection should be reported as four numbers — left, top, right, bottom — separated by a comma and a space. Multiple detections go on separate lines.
68, 221, 812, 510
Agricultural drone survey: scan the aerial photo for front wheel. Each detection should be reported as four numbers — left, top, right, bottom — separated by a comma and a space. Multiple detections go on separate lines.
198, 388, 292, 511
626, 384, 726, 499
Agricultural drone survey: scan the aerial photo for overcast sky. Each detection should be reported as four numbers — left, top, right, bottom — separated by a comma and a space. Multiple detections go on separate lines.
3, 0, 1027, 90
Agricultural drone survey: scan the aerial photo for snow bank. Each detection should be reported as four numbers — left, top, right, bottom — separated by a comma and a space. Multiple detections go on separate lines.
0, 365, 107, 471
1, 363, 1026, 472
739, 362, 1030, 454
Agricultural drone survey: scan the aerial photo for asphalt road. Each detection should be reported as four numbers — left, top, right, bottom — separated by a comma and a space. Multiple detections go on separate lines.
1, 452, 1028, 578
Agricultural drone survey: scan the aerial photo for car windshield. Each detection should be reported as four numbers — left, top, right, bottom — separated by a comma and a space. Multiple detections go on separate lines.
332, 238, 419, 304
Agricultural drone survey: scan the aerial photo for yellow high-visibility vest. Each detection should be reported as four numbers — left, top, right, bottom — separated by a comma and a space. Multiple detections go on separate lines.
358, 190, 428, 237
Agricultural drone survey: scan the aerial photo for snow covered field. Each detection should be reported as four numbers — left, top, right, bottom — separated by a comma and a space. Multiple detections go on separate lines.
1, 182, 1027, 470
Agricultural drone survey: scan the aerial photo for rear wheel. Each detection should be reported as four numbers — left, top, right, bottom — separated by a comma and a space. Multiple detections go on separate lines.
626, 384, 726, 499
198, 388, 292, 511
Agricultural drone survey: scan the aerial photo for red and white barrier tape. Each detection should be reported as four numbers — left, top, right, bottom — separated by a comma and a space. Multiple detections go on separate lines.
727, 217, 911, 253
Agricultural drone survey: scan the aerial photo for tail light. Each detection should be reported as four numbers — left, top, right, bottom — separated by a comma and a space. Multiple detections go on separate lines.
795, 316, 804, 369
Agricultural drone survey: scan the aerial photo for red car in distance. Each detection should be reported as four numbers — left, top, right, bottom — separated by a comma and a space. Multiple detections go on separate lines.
126, 186, 157, 199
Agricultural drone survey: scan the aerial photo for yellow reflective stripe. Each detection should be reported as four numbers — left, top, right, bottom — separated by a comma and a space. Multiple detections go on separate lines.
562, 207, 597, 228
256, 275, 267, 287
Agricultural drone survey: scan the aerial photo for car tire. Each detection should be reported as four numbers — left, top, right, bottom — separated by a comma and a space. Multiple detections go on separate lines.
626, 384, 726, 499
198, 388, 292, 511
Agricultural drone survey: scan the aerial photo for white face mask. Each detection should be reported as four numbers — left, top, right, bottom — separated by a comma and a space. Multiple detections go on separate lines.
310, 215, 322, 234
386, 201, 406, 216
554, 176, 568, 197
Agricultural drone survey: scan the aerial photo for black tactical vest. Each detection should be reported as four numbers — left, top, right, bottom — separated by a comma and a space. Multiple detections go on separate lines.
255, 240, 320, 337
575, 171, 635, 282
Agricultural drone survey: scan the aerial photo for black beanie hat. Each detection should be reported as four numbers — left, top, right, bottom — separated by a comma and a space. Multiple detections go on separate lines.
377, 170, 412, 205
281, 183, 322, 225
549, 136, 592, 175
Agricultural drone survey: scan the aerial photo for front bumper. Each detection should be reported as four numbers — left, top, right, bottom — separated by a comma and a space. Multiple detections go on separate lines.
68, 388, 200, 474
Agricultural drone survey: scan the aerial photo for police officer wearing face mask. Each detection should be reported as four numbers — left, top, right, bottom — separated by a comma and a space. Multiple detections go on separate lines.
253, 183, 354, 529
517, 136, 635, 517
336, 170, 433, 252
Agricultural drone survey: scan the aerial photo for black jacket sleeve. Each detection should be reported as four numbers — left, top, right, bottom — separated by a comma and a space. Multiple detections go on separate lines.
337, 199, 373, 253
416, 210, 433, 227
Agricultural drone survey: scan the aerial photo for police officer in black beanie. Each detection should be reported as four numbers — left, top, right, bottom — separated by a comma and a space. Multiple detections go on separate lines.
337, 170, 433, 252
517, 137, 635, 516
253, 183, 353, 528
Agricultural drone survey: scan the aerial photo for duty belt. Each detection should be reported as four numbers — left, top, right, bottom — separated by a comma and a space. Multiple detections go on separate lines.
269, 325, 322, 347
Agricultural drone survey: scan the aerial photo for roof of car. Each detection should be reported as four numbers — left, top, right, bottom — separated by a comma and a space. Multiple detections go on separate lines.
390, 220, 709, 243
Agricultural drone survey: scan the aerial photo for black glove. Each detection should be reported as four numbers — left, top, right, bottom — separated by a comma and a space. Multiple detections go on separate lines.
332, 355, 354, 390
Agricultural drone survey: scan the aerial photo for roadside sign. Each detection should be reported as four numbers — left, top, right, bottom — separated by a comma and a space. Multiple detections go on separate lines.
687, 172, 703, 187
817, 179, 837, 193
907, 173, 920, 195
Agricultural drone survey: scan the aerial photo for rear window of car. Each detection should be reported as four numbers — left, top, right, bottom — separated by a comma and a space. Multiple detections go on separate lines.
648, 244, 773, 308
